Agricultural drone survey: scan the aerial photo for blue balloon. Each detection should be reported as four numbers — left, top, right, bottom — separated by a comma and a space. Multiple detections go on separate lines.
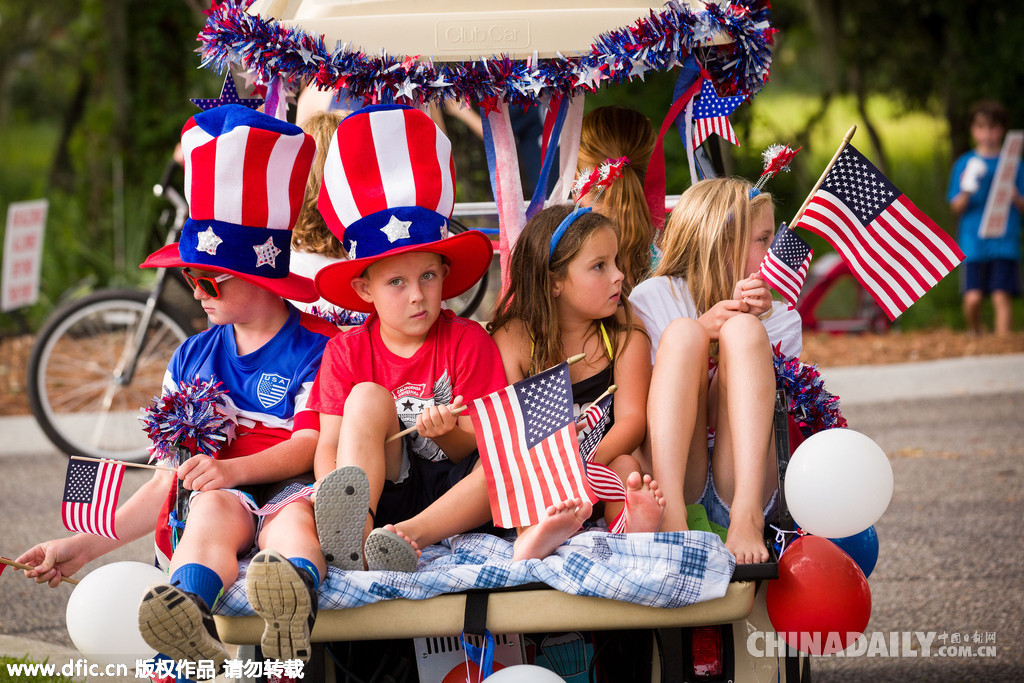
829, 526, 879, 578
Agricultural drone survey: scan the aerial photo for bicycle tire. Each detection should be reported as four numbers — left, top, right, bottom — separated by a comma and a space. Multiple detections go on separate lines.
26, 289, 193, 462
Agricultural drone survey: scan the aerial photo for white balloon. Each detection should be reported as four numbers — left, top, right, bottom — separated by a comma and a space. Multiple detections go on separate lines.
784, 428, 893, 538
484, 664, 566, 682
66, 561, 166, 669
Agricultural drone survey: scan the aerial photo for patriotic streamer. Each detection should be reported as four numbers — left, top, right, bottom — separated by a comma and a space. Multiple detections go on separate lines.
545, 96, 586, 207
526, 94, 569, 219
480, 100, 527, 294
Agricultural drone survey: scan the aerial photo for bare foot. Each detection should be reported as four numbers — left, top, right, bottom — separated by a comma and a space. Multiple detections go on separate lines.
385, 524, 422, 559
621, 472, 666, 533
724, 509, 769, 564
512, 498, 593, 561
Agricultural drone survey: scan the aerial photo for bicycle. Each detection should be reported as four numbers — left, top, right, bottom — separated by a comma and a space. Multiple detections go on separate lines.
26, 160, 202, 462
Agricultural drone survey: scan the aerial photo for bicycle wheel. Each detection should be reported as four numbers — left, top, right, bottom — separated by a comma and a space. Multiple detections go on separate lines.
27, 289, 193, 462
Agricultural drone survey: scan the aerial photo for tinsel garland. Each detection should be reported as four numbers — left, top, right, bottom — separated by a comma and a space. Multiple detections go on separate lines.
196, 0, 774, 108
308, 305, 368, 327
139, 376, 237, 463
772, 344, 848, 438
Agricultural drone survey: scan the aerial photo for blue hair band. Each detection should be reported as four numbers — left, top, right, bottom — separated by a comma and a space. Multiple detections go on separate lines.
749, 187, 761, 199
549, 207, 593, 261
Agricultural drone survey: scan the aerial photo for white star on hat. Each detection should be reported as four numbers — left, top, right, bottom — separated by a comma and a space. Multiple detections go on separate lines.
380, 215, 413, 243
196, 226, 223, 255
253, 237, 282, 268
348, 240, 357, 259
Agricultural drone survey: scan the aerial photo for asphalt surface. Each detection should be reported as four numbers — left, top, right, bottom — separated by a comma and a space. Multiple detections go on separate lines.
1, 354, 1023, 681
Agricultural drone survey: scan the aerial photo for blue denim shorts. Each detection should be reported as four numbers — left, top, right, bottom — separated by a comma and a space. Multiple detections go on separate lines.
961, 259, 1022, 296
696, 464, 779, 529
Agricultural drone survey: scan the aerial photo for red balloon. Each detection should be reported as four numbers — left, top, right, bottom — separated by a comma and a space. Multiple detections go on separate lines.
442, 660, 505, 683
766, 535, 871, 655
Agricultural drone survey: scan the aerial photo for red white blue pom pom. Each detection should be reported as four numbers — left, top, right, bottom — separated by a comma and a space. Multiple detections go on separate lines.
139, 376, 237, 464
772, 344, 847, 438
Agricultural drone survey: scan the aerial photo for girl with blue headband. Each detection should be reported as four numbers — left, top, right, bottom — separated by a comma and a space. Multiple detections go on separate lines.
487, 203, 665, 554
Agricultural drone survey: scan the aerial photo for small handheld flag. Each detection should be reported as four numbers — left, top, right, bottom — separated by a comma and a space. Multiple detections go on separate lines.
691, 79, 747, 148
794, 143, 964, 320
62, 459, 126, 539
759, 223, 813, 308
470, 362, 595, 528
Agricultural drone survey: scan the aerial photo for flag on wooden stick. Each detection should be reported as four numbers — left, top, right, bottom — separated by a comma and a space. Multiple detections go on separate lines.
471, 362, 595, 528
793, 143, 964, 320
62, 459, 125, 539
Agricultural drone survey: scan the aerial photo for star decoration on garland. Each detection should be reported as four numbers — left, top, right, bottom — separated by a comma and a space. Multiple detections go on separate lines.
196, 226, 224, 255
253, 237, 282, 268
691, 78, 748, 147
380, 215, 413, 243
191, 73, 265, 112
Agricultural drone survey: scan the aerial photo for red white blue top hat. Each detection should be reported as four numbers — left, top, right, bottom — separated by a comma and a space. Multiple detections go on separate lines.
315, 104, 493, 313
141, 105, 319, 302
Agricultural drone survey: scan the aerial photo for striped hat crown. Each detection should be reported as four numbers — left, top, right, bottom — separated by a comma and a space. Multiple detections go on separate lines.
318, 104, 455, 261
178, 105, 315, 280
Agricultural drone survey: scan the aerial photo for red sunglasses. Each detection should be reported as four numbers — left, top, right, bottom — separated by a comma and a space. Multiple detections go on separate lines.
182, 268, 234, 298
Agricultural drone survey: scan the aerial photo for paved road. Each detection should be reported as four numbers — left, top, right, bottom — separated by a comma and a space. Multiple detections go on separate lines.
1, 356, 1023, 681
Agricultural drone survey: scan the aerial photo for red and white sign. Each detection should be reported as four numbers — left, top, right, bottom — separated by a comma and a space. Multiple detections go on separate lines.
978, 130, 1023, 239
2, 199, 48, 311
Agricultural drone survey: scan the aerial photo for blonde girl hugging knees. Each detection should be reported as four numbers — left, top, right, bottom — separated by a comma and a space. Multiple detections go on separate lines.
630, 178, 802, 564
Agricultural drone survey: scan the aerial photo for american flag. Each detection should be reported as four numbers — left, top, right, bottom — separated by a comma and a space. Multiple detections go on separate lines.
471, 363, 595, 528
759, 223, 813, 307
62, 459, 125, 539
691, 79, 747, 148
794, 144, 964, 320
577, 394, 626, 503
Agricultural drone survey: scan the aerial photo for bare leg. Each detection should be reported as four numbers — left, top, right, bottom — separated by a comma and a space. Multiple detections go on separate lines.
170, 491, 255, 586
992, 290, 1013, 336
392, 465, 493, 549
711, 314, 775, 564
647, 318, 711, 532
621, 472, 665, 533
335, 383, 405, 543
259, 499, 326, 581
512, 498, 593, 561
963, 290, 984, 335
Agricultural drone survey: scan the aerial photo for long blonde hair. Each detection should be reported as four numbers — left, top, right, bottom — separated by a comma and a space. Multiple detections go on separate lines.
488, 204, 639, 375
655, 177, 774, 315
292, 111, 347, 258
578, 106, 656, 294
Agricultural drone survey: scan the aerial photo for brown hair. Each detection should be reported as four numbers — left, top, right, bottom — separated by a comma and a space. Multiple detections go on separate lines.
655, 177, 774, 316
969, 100, 1009, 130
577, 106, 656, 294
292, 111, 347, 258
489, 204, 641, 374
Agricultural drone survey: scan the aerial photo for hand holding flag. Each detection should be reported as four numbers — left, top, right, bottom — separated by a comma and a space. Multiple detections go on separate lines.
759, 223, 813, 308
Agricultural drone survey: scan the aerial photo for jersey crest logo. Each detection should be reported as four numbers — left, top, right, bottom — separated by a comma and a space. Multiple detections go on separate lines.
256, 373, 290, 409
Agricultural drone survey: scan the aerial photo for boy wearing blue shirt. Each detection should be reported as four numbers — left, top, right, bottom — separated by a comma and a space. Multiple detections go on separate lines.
18, 105, 336, 674
948, 100, 1024, 335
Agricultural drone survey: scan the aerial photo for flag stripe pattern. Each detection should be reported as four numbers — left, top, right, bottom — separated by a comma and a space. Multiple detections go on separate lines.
62, 459, 125, 539
233, 482, 313, 517
576, 394, 627, 502
759, 223, 813, 307
795, 144, 964, 320
319, 106, 455, 234
471, 363, 595, 528
691, 79, 746, 148
181, 114, 314, 232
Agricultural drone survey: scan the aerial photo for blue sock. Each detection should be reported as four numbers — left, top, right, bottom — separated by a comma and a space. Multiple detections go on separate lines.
288, 557, 321, 591
169, 563, 223, 611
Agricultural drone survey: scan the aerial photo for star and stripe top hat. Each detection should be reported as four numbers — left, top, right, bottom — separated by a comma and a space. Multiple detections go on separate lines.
141, 104, 319, 302
314, 104, 493, 313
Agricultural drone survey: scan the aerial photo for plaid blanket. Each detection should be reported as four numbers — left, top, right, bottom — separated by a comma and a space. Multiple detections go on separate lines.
217, 529, 735, 616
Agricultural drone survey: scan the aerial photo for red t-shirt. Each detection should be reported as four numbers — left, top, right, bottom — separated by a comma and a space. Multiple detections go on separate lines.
308, 309, 506, 463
